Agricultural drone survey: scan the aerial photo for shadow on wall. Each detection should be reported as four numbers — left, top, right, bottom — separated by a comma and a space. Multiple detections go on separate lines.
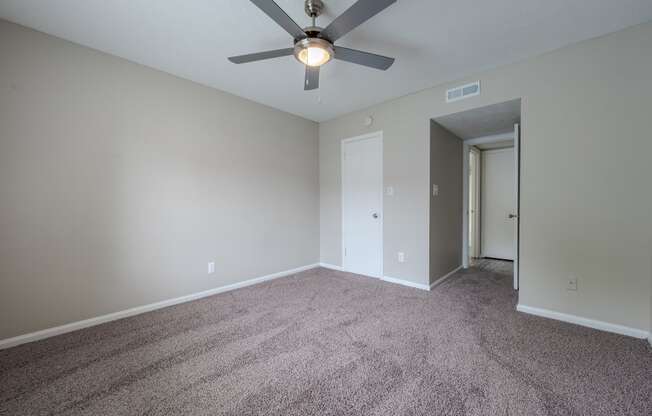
428, 120, 463, 286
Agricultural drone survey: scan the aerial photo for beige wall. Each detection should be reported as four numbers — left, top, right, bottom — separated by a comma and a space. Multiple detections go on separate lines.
320, 108, 430, 283
429, 122, 462, 284
1, 18, 651, 340
0, 20, 319, 340
320, 22, 652, 332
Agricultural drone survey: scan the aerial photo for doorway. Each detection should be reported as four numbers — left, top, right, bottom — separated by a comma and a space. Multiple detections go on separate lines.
341, 132, 383, 278
432, 99, 521, 290
464, 127, 520, 289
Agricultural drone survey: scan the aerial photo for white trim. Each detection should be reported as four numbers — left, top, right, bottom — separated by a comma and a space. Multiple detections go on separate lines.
481, 147, 513, 155
465, 131, 514, 146
324, 264, 433, 293
648, 335, 652, 347
462, 142, 470, 268
319, 262, 344, 271
381, 275, 430, 291
430, 266, 463, 289
340, 131, 383, 145
468, 147, 481, 259
516, 304, 650, 340
513, 123, 520, 290
0, 263, 320, 350
341, 131, 384, 279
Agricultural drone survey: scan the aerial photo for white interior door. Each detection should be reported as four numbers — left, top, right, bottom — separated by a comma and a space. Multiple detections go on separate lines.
481, 148, 515, 260
342, 134, 383, 278
513, 123, 520, 290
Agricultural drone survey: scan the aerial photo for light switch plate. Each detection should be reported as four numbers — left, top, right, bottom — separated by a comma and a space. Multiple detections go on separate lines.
432, 184, 439, 196
386, 186, 394, 196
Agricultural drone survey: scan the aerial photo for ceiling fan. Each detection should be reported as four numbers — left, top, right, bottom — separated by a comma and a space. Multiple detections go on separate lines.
228, 0, 397, 90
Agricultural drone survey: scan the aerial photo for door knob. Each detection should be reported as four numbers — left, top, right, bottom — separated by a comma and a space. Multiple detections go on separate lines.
372, 213, 379, 219
508, 213, 518, 219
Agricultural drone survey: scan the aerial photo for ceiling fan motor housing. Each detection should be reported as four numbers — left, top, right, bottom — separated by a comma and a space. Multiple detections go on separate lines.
304, 0, 324, 18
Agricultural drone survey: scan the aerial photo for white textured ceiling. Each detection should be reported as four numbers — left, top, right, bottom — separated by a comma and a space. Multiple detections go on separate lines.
434, 99, 520, 140
1, 1, 651, 122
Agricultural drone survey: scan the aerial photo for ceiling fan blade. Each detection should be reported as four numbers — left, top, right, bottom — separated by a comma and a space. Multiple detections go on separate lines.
250, 0, 306, 40
320, 0, 396, 42
304, 66, 320, 90
334, 47, 395, 70
228, 48, 294, 64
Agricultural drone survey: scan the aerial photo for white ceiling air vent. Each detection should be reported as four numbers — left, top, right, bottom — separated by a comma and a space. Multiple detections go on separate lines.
446, 81, 481, 103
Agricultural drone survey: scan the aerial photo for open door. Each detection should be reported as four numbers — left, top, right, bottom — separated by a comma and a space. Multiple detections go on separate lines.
513, 123, 520, 290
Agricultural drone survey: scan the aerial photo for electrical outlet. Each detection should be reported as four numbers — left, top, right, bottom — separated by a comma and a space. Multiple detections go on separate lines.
566, 275, 578, 291
208, 262, 215, 275
398, 252, 405, 263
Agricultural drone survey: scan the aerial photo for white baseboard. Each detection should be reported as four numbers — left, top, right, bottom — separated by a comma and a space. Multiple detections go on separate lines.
321, 264, 430, 291
381, 275, 430, 291
318, 262, 344, 271
516, 304, 650, 340
0, 263, 320, 350
320, 263, 429, 291
430, 265, 463, 290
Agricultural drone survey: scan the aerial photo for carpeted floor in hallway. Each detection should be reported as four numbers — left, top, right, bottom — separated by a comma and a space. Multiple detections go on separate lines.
1, 266, 650, 415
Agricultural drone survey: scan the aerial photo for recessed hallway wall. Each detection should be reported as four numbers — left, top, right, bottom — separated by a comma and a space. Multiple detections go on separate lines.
429, 121, 462, 285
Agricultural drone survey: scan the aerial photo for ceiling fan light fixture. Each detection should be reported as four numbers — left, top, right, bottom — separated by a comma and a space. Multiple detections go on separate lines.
228, 0, 397, 90
294, 38, 333, 67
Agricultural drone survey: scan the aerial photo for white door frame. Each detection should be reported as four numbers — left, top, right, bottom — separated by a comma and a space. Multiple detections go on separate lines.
513, 123, 521, 290
462, 130, 520, 289
468, 146, 481, 259
341, 131, 384, 278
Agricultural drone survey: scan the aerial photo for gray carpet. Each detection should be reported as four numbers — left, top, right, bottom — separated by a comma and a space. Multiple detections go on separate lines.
0, 266, 650, 415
